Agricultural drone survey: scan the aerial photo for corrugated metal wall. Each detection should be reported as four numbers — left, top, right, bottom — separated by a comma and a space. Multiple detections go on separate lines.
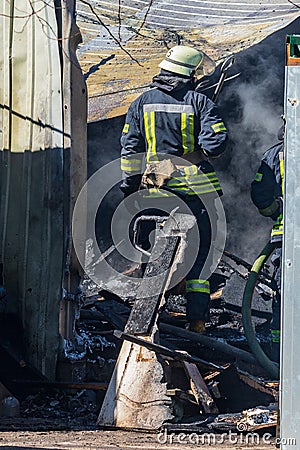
0, 0, 87, 379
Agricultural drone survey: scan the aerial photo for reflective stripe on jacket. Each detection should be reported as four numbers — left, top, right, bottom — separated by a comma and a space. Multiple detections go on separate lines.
120, 81, 227, 196
140, 161, 222, 198
251, 142, 284, 242
166, 161, 222, 197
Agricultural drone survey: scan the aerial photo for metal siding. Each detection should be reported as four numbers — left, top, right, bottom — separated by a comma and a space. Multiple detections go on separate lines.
280, 65, 300, 448
0, 1, 66, 379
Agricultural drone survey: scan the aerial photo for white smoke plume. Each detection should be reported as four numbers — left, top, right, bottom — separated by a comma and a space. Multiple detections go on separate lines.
213, 22, 293, 261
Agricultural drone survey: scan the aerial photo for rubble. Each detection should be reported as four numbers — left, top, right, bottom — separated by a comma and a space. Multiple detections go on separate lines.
21, 389, 99, 423
237, 405, 277, 431
0, 247, 279, 436
2, 0, 295, 445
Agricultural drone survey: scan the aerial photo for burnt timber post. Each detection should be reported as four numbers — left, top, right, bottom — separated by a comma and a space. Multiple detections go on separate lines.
98, 213, 196, 429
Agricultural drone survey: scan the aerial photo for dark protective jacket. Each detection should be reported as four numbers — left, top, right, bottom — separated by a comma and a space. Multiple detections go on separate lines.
120, 73, 228, 197
251, 142, 284, 242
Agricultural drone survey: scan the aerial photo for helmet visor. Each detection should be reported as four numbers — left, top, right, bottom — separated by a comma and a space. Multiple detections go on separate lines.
194, 52, 216, 78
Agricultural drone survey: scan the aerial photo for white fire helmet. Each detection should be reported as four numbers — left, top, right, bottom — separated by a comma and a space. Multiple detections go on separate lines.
159, 45, 216, 78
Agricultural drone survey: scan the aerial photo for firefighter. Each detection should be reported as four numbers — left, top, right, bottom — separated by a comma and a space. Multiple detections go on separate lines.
120, 45, 228, 333
250, 125, 284, 363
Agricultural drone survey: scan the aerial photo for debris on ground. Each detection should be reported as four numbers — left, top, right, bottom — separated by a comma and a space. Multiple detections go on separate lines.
0, 256, 279, 437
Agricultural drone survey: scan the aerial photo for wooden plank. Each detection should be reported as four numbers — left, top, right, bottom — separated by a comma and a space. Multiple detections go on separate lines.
114, 330, 223, 370
182, 361, 219, 414
125, 234, 180, 335
238, 370, 278, 399
94, 300, 128, 330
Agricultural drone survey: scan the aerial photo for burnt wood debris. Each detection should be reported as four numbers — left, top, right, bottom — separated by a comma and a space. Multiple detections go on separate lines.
0, 211, 278, 435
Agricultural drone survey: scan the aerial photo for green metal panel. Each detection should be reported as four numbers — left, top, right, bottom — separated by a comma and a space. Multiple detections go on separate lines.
0, 0, 86, 379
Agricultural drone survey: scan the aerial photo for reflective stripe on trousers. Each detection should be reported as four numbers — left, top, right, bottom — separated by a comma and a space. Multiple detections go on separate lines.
186, 279, 210, 294
270, 329, 280, 343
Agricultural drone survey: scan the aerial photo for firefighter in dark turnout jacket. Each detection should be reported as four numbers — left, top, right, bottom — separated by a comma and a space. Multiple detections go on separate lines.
251, 127, 284, 362
120, 46, 228, 333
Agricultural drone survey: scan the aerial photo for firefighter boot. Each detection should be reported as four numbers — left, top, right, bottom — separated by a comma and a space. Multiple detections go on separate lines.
190, 320, 206, 334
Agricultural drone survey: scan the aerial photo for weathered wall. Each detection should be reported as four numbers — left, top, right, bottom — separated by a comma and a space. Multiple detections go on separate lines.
0, 0, 87, 379
0, 0, 64, 379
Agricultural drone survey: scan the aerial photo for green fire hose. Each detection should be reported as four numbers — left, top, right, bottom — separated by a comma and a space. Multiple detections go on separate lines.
242, 241, 280, 379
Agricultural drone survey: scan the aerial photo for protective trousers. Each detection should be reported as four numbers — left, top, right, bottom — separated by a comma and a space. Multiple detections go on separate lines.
184, 197, 212, 322
133, 195, 212, 322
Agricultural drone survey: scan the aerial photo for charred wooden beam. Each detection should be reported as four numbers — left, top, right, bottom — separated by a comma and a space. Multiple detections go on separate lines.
114, 330, 223, 370
11, 380, 108, 390
93, 300, 128, 330
223, 250, 273, 282
80, 310, 107, 321
223, 302, 272, 320
125, 234, 180, 335
160, 323, 258, 365
182, 361, 219, 414
98, 213, 199, 430
238, 370, 278, 399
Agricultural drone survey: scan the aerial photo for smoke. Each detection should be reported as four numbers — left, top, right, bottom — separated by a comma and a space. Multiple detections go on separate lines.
87, 116, 125, 251
212, 26, 289, 261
